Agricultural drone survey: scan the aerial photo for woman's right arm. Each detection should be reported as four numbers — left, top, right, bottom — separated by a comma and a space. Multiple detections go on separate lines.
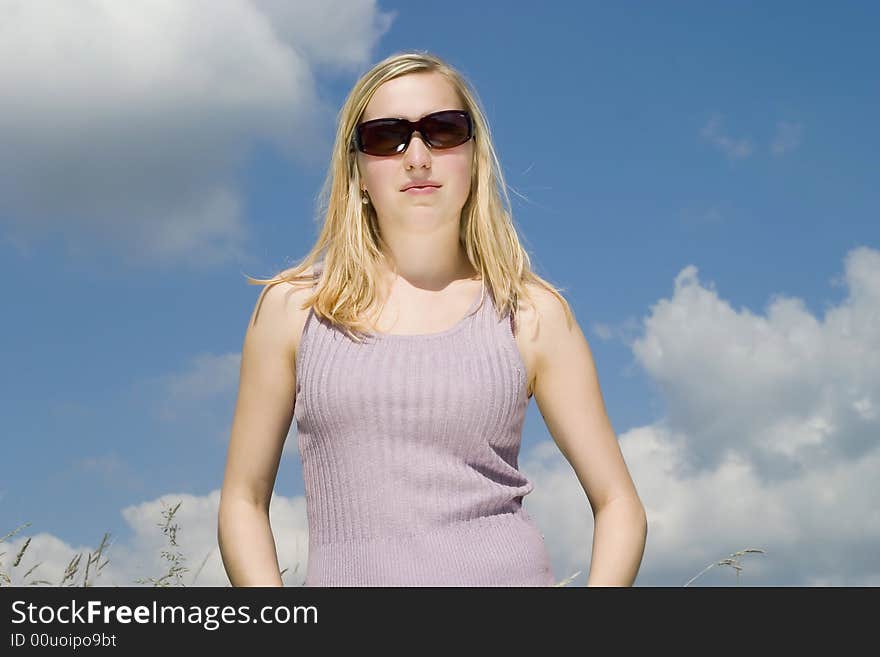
218, 280, 304, 586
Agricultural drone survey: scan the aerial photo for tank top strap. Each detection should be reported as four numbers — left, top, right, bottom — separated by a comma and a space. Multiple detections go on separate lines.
478, 281, 530, 400
294, 261, 325, 383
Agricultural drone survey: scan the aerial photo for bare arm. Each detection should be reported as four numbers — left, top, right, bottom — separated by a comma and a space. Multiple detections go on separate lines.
218, 280, 304, 587
531, 288, 648, 587
586, 494, 647, 586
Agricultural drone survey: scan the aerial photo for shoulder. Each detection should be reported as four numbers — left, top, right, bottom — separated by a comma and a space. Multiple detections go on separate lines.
248, 264, 317, 365
515, 282, 577, 364
514, 282, 572, 337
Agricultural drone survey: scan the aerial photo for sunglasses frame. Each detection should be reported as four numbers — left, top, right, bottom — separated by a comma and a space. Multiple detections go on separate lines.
350, 109, 474, 156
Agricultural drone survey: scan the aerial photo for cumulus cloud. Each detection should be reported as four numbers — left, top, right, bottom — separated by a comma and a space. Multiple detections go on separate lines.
0, 0, 394, 267
251, 0, 396, 71
524, 246, 880, 585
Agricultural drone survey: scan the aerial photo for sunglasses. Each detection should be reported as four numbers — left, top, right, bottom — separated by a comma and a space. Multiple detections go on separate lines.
351, 109, 474, 156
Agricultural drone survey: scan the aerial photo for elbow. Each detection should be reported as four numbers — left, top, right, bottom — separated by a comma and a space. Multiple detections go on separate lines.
216, 494, 242, 546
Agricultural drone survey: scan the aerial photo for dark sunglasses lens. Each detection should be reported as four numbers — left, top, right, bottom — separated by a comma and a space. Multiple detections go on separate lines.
422, 111, 471, 147
359, 120, 410, 155
357, 111, 472, 155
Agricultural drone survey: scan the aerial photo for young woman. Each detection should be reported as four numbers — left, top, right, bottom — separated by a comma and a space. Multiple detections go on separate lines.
218, 51, 647, 587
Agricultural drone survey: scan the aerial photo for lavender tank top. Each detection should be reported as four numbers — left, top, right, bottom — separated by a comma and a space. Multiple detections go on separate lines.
293, 263, 554, 586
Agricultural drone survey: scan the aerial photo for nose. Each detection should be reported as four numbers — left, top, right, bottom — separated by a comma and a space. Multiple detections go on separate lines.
403, 130, 431, 167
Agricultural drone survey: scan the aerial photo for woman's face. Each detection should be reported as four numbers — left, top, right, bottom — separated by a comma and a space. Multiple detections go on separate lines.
355, 71, 474, 234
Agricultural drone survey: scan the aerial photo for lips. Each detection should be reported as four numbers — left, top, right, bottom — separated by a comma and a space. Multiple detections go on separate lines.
401, 182, 442, 191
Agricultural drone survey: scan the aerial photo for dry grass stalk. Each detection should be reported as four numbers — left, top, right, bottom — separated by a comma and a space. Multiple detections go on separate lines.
684, 548, 766, 586
135, 500, 190, 587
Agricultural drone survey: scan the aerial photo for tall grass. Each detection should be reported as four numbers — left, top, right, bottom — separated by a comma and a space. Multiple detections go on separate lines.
0, 502, 762, 586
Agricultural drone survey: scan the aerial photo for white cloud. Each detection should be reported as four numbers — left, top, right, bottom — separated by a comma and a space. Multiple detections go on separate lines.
251, 0, 396, 72
631, 247, 880, 471
523, 246, 880, 585
771, 121, 804, 155
0, 0, 394, 267
701, 113, 754, 159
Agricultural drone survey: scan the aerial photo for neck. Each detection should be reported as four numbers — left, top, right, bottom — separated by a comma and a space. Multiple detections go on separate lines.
378, 244, 478, 293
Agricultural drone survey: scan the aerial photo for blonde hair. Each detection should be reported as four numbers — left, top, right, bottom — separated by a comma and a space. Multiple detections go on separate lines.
245, 49, 575, 343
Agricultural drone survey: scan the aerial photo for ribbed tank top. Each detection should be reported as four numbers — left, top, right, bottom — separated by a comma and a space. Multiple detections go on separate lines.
293, 263, 555, 586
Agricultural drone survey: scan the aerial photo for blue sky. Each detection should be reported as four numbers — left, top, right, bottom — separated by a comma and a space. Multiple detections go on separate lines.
1, 1, 878, 586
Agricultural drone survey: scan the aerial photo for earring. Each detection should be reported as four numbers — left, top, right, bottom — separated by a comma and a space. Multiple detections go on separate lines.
361, 189, 369, 205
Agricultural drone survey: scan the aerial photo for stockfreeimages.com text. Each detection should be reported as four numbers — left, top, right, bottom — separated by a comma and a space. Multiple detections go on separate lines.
10, 600, 317, 631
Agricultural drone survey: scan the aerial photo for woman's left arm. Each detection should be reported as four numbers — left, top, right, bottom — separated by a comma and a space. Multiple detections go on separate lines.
530, 288, 648, 587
